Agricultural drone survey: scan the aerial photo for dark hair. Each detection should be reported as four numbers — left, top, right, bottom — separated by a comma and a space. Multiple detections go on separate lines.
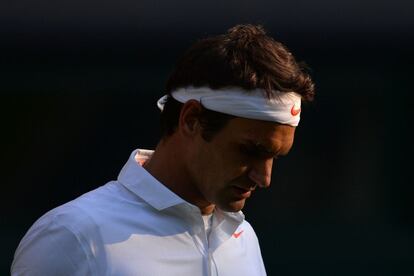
160, 24, 315, 140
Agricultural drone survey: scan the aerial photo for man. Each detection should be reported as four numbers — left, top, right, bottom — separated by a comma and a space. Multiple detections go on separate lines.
11, 24, 314, 275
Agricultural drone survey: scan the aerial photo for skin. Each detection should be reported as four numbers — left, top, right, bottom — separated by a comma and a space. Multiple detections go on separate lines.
144, 100, 296, 215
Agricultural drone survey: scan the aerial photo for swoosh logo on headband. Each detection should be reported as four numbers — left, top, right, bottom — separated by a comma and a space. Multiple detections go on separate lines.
291, 105, 301, 116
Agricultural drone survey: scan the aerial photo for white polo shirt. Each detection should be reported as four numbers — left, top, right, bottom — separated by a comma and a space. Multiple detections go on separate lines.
11, 149, 267, 276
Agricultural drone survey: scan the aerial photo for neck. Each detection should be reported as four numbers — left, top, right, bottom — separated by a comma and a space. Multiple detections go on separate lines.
143, 138, 215, 215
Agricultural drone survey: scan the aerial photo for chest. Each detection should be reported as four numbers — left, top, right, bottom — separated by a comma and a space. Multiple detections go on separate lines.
99, 228, 262, 276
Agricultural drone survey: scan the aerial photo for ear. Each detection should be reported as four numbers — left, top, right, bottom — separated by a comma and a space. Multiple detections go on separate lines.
178, 100, 203, 138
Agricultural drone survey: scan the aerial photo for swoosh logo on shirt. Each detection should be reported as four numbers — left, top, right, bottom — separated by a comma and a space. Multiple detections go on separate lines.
233, 230, 244, 238
291, 105, 301, 116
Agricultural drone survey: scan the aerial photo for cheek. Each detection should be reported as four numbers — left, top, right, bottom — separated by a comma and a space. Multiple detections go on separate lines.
224, 150, 250, 177
196, 142, 248, 185
192, 145, 225, 184
216, 155, 250, 184
220, 151, 257, 186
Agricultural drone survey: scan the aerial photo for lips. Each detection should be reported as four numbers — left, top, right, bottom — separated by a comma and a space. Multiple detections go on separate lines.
232, 185, 255, 198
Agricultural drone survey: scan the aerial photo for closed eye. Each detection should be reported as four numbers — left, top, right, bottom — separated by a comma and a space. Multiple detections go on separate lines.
239, 144, 279, 160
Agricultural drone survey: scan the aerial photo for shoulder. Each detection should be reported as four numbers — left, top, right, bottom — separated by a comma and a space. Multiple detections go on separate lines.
11, 182, 126, 275
11, 205, 95, 275
235, 219, 265, 260
238, 219, 267, 274
238, 219, 259, 242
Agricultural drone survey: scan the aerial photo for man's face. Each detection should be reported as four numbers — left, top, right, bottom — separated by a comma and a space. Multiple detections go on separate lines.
187, 117, 296, 213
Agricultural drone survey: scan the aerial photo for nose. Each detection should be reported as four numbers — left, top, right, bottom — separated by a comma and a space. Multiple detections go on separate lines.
247, 158, 273, 188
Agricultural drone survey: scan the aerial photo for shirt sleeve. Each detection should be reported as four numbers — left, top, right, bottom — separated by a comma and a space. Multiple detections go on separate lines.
11, 218, 92, 276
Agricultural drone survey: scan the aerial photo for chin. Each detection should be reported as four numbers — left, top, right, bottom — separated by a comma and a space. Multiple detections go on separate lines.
218, 200, 246, 213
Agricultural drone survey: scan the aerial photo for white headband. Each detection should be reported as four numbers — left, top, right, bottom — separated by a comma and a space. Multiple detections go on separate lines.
157, 87, 302, 126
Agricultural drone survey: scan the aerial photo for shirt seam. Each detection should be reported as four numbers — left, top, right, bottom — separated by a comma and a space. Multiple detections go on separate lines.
50, 212, 95, 275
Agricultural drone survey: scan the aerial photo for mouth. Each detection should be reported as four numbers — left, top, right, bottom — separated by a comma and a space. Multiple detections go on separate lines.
231, 185, 255, 199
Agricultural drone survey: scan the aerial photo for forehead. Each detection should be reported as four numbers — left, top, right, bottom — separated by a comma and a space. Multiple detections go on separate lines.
219, 117, 296, 155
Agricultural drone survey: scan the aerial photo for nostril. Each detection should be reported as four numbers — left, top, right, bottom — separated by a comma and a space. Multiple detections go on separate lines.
248, 170, 271, 188
247, 170, 257, 186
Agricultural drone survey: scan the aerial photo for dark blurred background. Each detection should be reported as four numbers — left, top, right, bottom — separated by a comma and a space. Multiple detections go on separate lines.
1, 0, 413, 275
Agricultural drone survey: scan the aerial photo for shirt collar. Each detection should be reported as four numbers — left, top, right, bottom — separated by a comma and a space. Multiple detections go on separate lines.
118, 149, 188, 211
117, 149, 245, 225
